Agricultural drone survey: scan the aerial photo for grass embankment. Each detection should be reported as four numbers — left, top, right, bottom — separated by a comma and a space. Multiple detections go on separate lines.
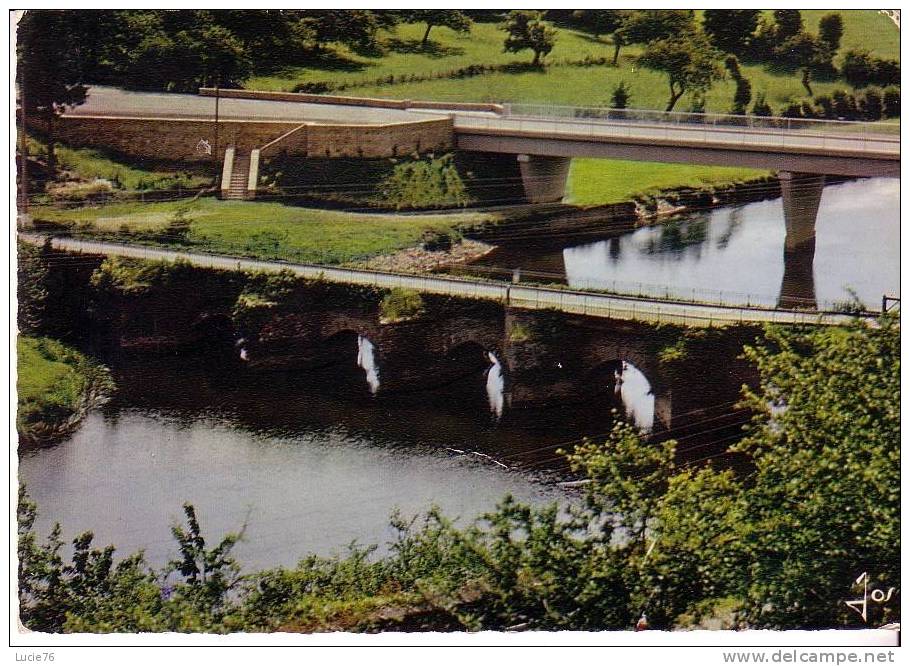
31, 153, 775, 263
567, 160, 769, 206
32, 198, 499, 265
17, 336, 113, 445
27, 136, 211, 199
246, 12, 898, 112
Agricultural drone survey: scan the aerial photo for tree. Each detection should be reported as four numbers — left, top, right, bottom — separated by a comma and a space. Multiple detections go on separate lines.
733, 317, 900, 628
612, 10, 694, 66
702, 10, 760, 55
16, 10, 88, 172
638, 30, 723, 112
725, 55, 752, 115
775, 32, 826, 95
772, 9, 803, 41
571, 10, 623, 39
841, 49, 876, 89
501, 10, 557, 67
818, 13, 844, 52
398, 10, 472, 47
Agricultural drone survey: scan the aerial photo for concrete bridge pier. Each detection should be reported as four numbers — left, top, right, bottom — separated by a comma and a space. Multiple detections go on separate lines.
778, 171, 824, 309
517, 154, 571, 203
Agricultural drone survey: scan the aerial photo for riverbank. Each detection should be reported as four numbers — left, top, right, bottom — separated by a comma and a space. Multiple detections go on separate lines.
16, 336, 114, 447
28, 167, 783, 271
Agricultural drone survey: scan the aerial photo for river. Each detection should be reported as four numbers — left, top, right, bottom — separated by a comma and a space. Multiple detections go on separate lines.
464, 178, 899, 311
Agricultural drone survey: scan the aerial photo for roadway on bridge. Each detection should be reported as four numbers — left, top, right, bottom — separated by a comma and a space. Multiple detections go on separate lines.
70, 87, 899, 163
70, 86, 437, 124
20, 233, 869, 328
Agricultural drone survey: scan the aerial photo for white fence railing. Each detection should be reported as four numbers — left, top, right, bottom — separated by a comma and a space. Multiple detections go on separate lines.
20, 233, 872, 328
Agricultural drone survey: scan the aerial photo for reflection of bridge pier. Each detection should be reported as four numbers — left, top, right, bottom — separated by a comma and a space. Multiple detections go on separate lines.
778, 171, 824, 310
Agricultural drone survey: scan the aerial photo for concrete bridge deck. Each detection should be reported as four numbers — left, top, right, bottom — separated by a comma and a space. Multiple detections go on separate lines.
63, 87, 898, 183
20, 233, 874, 328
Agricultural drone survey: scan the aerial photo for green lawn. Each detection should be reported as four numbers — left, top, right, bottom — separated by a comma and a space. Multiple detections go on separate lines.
245, 11, 898, 113
17, 336, 109, 442
33, 198, 498, 265
567, 160, 770, 206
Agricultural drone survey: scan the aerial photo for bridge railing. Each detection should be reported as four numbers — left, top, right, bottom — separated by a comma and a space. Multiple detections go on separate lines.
453, 103, 900, 153
503, 103, 900, 139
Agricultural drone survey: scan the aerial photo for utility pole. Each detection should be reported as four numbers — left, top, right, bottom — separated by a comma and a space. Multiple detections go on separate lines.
17, 66, 31, 228
213, 72, 221, 172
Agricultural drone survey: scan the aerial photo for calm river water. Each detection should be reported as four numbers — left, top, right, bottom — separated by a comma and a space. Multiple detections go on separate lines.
22, 177, 894, 572
20, 356, 605, 571
467, 178, 899, 310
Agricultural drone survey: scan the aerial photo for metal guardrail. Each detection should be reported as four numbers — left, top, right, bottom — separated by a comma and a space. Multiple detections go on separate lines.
504, 103, 900, 140
19, 233, 872, 329
452, 103, 900, 156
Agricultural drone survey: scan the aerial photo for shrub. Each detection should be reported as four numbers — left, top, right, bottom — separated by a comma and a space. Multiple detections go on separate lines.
378, 154, 470, 210
610, 81, 630, 110
751, 93, 773, 117
883, 87, 900, 118
380, 288, 424, 323
860, 87, 883, 121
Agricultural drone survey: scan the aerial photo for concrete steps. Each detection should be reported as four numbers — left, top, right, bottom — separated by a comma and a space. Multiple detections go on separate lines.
224, 154, 251, 200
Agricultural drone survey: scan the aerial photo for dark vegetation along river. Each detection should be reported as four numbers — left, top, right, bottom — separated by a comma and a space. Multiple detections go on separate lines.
18, 177, 896, 573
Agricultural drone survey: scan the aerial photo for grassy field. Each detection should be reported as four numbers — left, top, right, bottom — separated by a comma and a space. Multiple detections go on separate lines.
17, 336, 111, 443
33, 198, 499, 265
566, 160, 770, 206
245, 11, 898, 113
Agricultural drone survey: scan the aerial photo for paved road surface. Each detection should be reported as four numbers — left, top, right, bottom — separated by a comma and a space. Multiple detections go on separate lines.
70, 86, 433, 124
20, 233, 871, 328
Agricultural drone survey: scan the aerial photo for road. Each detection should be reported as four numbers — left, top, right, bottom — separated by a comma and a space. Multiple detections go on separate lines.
20, 233, 872, 328
69, 87, 899, 163
69, 86, 432, 124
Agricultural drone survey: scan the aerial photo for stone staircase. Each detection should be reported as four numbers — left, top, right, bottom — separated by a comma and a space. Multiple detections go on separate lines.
224, 153, 251, 200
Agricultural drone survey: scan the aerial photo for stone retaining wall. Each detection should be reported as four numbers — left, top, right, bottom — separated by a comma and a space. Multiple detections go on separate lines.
198, 87, 504, 114
30, 114, 454, 161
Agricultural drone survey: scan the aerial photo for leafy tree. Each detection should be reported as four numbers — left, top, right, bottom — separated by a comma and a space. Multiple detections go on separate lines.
818, 13, 844, 52
725, 55, 752, 115
638, 30, 723, 112
501, 10, 557, 67
775, 31, 827, 95
571, 10, 623, 39
612, 10, 695, 66
398, 10, 472, 47
841, 49, 876, 89
702, 10, 760, 55
734, 317, 900, 627
16, 10, 88, 171
772, 9, 803, 42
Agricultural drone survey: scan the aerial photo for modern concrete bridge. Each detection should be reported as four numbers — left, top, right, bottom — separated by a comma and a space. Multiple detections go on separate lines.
19, 233, 877, 328
45, 86, 899, 267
